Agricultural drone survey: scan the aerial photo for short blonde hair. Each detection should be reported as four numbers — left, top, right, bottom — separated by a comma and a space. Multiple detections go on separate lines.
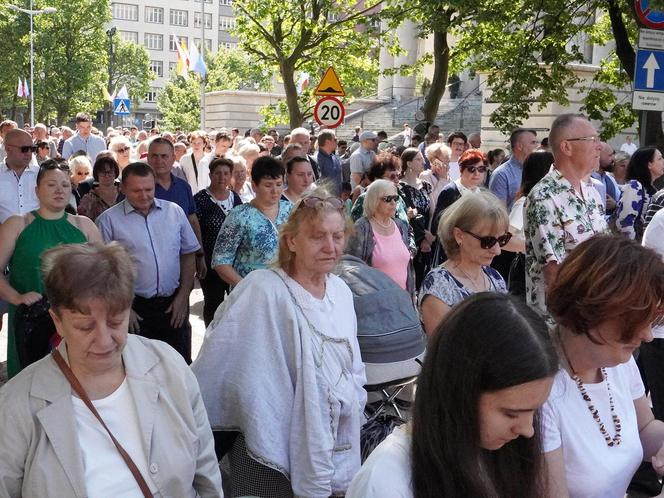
238, 143, 260, 160
426, 142, 451, 162
68, 155, 92, 174
438, 191, 509, 259
277, 187, 353, 274
42, 242, 136, 316
109, 136, 131, 152
363, 179, 397, 219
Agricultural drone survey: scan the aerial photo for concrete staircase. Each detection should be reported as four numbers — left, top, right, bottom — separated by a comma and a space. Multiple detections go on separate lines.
335, 95, 482, 141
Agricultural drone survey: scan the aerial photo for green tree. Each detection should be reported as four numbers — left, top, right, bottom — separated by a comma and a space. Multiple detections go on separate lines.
231, 0, 382, 128
207, 48, 273, 92
31, 0, 111, 123
157, 74, 202, 131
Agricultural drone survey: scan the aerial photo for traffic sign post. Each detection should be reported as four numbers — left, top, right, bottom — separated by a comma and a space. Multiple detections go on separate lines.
313, 66, 345, 97
314, 96, 345, 128
113, 98, 131, 116
632, 28, 664, 111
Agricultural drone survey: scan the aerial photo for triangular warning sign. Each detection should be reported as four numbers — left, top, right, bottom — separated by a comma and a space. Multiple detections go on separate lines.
114, 100, 129, 114
314, 66, 345, 97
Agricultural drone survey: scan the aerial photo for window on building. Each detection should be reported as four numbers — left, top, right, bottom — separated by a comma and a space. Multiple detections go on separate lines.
145, 88, 159, 103
194, 38, 213, 52
169, 61, 178, 73
170, 9, 188, 26
119, 30, 139, 43
145, 6, 164, 24
219, 16, 235, 30
194, 12, 213, 29
144, 33, 163, 50
169, 35, 189, 51
194, 0, 213, 3
220, 41, 236, 50
150, 60, 163, 77
112, 3, 138, 21
219, 0, 233, 5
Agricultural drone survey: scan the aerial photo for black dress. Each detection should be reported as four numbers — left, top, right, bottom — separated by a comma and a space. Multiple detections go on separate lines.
399, 180, 432, 289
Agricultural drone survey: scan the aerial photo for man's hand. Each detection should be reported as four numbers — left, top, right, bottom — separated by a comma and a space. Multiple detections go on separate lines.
195, 254, 207, 280
606, 195, 617, 211
15, 292, 42, 306
420, 240, 432, 253
128, 309, 143, 334
166, 292, 189, 328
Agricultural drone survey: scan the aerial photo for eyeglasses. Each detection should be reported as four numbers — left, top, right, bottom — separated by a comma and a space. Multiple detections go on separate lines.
98, 169, 115, 176
464, 165, 488, 174
75, 171, 90, 176
381, 195, 400, 203
115, 146, 131, 153
565, 136, 600, 143
8, 144, 37, 153
298, 196, 344, 211
464, 230, 512, 249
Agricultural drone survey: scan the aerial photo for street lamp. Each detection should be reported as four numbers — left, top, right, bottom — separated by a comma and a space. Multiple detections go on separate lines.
8, 1, 57, 126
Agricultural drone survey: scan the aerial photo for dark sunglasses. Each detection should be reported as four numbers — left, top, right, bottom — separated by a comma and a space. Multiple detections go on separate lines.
116, 146, 131, 153
381, 195, 400, 203
299, 196, 344, 210
464, 230, 512, 249
464, 165, 488, 174
9, 144, 37, 153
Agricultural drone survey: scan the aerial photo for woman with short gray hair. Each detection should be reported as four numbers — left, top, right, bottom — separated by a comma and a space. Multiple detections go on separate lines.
346, 179, 415, 293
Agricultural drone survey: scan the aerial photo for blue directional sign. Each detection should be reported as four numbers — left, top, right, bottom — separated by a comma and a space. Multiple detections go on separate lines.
113, 98, 131, 115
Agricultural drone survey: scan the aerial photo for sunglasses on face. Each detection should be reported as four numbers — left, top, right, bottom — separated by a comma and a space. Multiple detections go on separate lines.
464, 230, 512, 249
9, 144, 37, 153
464, 165, 488, 174
381, 195, 400, 203
116, 146, 131, 153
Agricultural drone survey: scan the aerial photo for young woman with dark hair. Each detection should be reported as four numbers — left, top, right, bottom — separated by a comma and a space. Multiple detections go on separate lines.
614, 147, 664, 240
347, 292, 558, 498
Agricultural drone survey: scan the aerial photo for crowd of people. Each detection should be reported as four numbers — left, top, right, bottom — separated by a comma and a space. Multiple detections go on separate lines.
1, 110, 664, 498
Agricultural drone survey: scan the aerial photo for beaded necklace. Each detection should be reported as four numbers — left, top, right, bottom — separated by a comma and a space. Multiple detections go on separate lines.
558, 329, 622, 447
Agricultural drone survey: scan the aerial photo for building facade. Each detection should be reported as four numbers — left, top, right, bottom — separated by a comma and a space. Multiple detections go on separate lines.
109, 0, 238, 126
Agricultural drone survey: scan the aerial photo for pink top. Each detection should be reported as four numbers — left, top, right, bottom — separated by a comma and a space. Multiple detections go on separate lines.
371, 222, 410, 290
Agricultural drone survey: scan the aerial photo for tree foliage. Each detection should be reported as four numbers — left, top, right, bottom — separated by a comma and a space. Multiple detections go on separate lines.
207, 48, 273, 92
157, 74, 202, 132
0, 0, 112, 123
110, 37, 154, 106
231, 0, 381, 127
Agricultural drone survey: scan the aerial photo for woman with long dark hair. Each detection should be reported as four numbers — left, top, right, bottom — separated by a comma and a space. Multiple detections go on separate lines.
614, 147, 664, 240
347, 293, 558, 498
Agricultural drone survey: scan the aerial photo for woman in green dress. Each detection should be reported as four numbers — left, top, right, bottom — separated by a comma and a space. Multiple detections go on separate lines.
0, 158, 101, 377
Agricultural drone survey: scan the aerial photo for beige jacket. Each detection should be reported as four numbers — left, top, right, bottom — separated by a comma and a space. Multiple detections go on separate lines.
0, 335, 222, 498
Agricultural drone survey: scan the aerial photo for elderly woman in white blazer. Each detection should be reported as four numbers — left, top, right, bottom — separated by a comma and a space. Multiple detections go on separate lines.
0, 242, 222, 498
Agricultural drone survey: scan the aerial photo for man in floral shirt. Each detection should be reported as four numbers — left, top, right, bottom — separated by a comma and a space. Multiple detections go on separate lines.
524, 114, 608, 320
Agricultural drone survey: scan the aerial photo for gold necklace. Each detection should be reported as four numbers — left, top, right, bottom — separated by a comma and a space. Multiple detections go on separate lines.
452, 263, 485, 290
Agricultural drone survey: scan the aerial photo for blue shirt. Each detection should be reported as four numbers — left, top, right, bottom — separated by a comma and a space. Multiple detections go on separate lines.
62, 133, 107, 161
212, 200, 292, 278
155, 173, 196, 215
489, 156, 524, 210
96, 198, 200, 298
315, 149, 342, 195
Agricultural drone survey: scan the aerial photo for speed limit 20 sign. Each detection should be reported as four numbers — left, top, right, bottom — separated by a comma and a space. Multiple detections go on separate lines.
314, 97, 345, 128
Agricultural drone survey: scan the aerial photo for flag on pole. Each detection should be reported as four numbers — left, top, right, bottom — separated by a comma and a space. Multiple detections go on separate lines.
23, 78, 29, 97
174, 36, 190, 79
17, 77, 25, 98
116, 85, 129, 100
102, 86, 113, 102
189, 41, 207, 77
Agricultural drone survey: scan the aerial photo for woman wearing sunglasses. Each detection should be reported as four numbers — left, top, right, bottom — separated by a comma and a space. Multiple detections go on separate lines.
346, 179, 416, 294
109, 136, 132, 170
193, 188, 366, 498
0, 158, 102, 378
420, 191, 510, 335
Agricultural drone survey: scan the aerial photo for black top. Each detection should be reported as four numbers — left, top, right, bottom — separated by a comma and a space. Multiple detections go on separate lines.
194, 189, 243, 267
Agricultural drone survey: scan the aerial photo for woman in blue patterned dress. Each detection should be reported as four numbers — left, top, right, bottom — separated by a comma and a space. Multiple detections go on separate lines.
212, 156, 292, 289
419, 191, 510, 335
614, 147, 664, 241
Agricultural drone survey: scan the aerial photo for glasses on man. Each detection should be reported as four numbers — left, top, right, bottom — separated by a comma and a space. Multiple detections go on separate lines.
464, 165, 488, 174
8, 144, 37, 153
463, 230, 512, 249
381, 195, 400, 203
565, 136, 600, 143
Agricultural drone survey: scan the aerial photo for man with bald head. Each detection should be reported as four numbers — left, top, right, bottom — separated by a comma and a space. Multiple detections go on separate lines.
524, 114, 608, 320
289, 127, 319, 178
0, 129, 40, 224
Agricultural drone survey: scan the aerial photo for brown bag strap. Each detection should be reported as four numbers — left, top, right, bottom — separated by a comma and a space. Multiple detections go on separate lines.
51, 350, 153, 498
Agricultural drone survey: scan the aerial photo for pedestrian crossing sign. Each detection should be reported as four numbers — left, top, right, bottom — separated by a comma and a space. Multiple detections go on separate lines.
314, 66, 345, 97
113, 98, 131, 115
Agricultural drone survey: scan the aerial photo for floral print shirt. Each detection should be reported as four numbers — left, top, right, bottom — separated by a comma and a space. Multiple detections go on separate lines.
614, 180, 651, 241
524, 168, 608, 320
212, 200, 292, 279
418, 265, 506, 310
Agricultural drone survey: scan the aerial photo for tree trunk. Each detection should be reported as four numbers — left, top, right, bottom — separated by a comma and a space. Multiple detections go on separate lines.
280, 59, 303, 129
617, 0, 664, 147
421, 31, 449, 124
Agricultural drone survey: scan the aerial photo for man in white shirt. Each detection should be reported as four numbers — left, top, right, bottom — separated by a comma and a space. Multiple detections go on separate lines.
62, 112, 107, 161
0, 129, 40, 224
620, 135, 638, 156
